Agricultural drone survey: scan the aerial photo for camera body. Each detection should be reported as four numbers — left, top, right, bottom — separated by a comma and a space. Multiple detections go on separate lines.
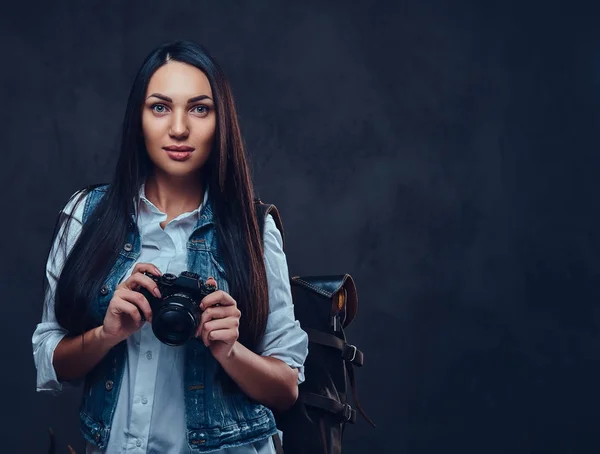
138, 271, 217, 346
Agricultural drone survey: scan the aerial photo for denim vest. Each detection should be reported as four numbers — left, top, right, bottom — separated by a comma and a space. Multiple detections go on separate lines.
78, 185, 277, 452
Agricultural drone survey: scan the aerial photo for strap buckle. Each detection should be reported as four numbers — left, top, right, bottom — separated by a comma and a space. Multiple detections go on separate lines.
344, 344, 357, 363
343, 403, 352, 421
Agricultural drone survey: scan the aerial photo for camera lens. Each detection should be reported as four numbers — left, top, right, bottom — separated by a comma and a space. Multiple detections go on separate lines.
161, 311, 186, 333
152, 293, 199, 346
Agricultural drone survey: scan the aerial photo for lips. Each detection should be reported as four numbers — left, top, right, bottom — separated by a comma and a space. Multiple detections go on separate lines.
163, 145, 194, 161
165, 150, 193, 161
163, 146, 195, 152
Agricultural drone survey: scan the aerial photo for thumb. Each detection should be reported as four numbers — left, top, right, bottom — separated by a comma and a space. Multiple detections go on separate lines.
206, 277, 218, 289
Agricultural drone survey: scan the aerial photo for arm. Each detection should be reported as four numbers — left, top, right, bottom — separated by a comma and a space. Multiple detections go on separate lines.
33, 190, 162, 385
33, 191, 112, 384
33, 190, 88, 392
53, 264, 161, 381
197, 214, 308, 412
218, 342, 299, 412
52, 327, 117, 381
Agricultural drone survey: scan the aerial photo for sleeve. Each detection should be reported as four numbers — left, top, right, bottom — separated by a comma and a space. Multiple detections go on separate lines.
32, 190, 88, 394
256, 214, 309, 385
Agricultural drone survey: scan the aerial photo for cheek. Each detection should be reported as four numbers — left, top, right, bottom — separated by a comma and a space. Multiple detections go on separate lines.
197, 119, 217, 149
142, 117, 165, 151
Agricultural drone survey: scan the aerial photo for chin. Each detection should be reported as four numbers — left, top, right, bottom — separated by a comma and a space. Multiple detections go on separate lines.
162, 165, 203, 178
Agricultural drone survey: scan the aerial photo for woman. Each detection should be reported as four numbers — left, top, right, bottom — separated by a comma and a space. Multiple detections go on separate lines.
32, 39, 308, 453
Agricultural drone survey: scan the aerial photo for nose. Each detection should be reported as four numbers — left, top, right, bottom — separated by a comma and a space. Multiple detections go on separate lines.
169, 110, 189, 139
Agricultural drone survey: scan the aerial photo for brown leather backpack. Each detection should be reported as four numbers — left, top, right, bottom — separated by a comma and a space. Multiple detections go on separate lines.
254, 199, 376, 454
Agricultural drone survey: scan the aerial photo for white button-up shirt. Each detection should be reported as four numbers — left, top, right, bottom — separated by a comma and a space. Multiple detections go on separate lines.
32, 185, 308, 454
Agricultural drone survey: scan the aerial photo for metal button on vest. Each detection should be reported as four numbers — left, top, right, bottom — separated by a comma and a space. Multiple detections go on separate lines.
123, 243, 133, 252
141, 397, 148, 405
146, 351, 152, 360
100, 285, 108, 296
136, 440, 142, 447
105, 380, 113, 391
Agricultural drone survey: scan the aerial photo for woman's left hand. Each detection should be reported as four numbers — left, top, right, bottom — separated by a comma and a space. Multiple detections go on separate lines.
196, 279, 241, 360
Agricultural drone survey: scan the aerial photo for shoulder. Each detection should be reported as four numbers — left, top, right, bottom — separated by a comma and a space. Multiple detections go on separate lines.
263, 212, 277, 231
263, 213, 284, 253
263, 213, 281, 238
60, 184, 109, 222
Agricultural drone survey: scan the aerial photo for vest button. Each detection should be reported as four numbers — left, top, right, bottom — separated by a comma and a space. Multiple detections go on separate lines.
100, 285, 109, 296
123, 243, 133, 252
105, 380, 114, 391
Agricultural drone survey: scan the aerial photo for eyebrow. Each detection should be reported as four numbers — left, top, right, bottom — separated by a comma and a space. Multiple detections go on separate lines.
147, 93, 213, 103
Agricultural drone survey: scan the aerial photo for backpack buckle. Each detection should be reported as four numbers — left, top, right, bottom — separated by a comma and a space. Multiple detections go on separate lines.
344, 344, 357, 363
331, 314, 341, 332
342, 403, 355, 423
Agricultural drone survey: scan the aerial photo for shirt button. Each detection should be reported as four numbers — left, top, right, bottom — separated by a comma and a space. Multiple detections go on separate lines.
124, 243, 133, 252
141, 397, 148, 405
146, 351, 152, 360
105, 380, 113, 391
100, 285, 109, 296
136, 439, 142, 447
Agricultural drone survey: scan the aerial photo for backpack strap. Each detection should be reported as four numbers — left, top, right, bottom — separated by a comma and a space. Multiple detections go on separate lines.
303, 328, 364, 367
253, 197, 285, 247
298, 393, 357, 424
302, 325, 375, 427
272, 432, 284, 454
345, 361, 376, 427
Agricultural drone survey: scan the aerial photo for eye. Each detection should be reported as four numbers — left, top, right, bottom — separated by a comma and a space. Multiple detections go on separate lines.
150, 103, 168, 114
192, 105, 209, 115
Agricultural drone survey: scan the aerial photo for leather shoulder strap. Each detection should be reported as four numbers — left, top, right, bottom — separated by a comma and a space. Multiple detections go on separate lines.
253, 197, 285, 249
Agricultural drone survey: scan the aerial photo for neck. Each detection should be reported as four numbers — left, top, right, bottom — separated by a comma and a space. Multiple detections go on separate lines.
144, 170, 205, 217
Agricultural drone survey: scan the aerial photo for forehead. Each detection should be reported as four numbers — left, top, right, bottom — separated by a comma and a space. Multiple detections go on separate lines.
146, 60, 212, 98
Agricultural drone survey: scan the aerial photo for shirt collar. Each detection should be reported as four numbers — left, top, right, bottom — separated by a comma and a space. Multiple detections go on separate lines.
133, 182, 210, 220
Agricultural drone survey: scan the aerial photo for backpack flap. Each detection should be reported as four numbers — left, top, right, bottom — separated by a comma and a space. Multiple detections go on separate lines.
291, 274, 358, 330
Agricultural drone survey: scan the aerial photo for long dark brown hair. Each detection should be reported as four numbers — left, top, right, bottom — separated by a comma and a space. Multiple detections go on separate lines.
53, 40, 268, 351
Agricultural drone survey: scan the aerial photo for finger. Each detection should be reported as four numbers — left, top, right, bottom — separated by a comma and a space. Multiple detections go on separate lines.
200, 306, 239, 324
207, 327, 239, 344
132, 262, 162, 277
117, 289, 153, 322
124, 273, 162, 299
205, 277, 218, 289
112, 297, 143, 327
204, 317, 239, 334
196, 306, 235, 337
200, 290, 236, 310
200, 318, 239, 346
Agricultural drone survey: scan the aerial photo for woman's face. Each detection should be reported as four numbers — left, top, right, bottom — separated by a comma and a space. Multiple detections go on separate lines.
142, 60, 216, 178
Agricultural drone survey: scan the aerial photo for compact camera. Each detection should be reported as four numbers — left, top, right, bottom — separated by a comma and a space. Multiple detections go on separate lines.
138, 271, 217, 346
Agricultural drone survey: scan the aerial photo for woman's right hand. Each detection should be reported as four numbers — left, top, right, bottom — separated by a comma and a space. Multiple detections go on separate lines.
99, 263, 163, 346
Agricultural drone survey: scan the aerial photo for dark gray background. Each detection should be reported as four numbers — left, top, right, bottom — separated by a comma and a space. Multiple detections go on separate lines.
2, 0, 599, 453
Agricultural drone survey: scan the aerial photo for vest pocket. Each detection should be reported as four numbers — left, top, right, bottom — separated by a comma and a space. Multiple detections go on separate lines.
230, 391, 270, 423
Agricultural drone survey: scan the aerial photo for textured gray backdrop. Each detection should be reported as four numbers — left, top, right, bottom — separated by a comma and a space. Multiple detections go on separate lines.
2, 0, 600, 453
